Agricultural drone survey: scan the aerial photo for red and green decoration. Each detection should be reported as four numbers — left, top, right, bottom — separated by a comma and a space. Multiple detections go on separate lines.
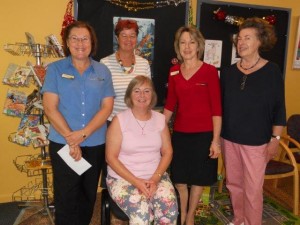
213, 8, 276, 26
61, 0, 76, 38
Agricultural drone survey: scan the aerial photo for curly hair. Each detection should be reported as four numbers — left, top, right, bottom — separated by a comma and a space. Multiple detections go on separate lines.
233, 17, 277, 52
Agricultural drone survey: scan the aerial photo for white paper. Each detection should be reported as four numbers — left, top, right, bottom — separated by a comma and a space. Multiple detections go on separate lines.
204, 40, 222, 68
57, 145, 92, 175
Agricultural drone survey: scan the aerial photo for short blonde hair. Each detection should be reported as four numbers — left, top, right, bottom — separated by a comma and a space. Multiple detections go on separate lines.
174, 26, 205, 63
124, 75, 157, 109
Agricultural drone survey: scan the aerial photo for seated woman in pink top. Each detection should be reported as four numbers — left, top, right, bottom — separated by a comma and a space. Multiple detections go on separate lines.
106, 75, 178, 225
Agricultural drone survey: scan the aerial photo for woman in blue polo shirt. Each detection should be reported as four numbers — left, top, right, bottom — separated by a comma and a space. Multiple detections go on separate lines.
41, 21, 115, 225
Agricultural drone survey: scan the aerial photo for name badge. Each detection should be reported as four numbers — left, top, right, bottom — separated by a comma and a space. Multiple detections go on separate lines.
170, 70, 179, 76
62, 74, 74, 79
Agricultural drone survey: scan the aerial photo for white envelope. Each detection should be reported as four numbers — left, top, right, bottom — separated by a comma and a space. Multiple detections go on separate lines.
57, 145, 92, 175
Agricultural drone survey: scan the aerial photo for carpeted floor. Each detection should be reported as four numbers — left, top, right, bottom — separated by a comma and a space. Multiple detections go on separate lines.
0, 201, 22, 225
9, 177, 300, 225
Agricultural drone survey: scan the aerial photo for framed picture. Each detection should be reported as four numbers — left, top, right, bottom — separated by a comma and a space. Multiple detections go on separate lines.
292, 17, 300, 69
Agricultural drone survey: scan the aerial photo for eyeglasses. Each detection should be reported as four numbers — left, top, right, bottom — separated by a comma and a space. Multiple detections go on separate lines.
68, 36, 90, 44
133, 88, 152, 96
240, 75, 247, 90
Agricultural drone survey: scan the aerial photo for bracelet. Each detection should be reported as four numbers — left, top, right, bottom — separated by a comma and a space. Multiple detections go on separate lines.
155, 173, 162, 177
82, 133, 87, 139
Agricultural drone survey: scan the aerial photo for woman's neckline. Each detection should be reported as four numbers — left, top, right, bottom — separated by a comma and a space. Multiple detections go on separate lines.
237, 59, 269, 75
180, 61, 203, 80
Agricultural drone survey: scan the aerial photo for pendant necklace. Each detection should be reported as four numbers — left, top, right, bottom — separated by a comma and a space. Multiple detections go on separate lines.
116, 51, 135, 74
132, 110, 151, 135
240, 57, 260, 70
135, 119, 147, 135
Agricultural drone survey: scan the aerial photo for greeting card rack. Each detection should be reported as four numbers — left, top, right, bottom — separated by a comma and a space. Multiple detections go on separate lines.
4, 39, 63, 224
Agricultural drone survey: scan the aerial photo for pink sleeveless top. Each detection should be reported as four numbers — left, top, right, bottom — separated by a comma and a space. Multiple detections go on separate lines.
107, 109, 166, 179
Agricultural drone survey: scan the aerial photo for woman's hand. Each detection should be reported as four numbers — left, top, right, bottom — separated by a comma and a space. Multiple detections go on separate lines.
69, 145, 82, 161
266, 139, 280, 161
133, 178, 154, 198
148, 180, 158, 198
209, 142, 221, 158
65, 130, 86, 147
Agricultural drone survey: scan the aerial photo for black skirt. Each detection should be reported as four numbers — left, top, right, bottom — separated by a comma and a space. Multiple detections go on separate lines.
170, 131, 218, 186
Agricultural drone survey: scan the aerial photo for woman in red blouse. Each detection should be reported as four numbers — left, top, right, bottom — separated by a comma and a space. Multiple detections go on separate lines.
164, 26, 222, 225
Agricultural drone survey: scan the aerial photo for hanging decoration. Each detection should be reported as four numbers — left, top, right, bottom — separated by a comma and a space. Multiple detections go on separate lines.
61, 0, 76, 38
106, 0, 188, 11
213, 8, 276, 26
188, 0, 194, 26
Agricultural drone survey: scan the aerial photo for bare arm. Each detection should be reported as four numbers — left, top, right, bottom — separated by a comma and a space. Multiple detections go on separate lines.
148, 124, 173, 196
43, 92, 72, 138
209, 116, 222, 158
266, 125, 285, 161
163, 108, 173, 124
43, 92, 82, 160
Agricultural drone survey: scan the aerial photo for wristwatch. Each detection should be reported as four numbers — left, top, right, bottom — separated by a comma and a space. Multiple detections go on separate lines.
271, 134, 280, 140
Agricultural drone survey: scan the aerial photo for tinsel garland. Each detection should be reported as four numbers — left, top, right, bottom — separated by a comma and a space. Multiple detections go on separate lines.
106, 0, 188, 11
188, 0, 194, 26
213, 8, 276, 26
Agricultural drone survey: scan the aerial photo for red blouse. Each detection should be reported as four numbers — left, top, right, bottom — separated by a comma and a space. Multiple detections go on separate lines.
164, 63, 222, 133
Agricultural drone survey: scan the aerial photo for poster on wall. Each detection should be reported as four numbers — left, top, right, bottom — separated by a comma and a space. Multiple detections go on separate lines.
292, 17, 300, 69
203, 39, 222, 68
231, 34, 240, 65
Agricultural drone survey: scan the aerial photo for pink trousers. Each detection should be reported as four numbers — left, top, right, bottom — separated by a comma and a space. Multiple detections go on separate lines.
222, 139, 268, 225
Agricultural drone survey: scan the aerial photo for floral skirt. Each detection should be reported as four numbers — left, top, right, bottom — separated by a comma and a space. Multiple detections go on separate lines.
106, 173, 178, 225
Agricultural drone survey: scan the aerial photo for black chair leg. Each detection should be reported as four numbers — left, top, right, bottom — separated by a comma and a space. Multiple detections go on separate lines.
101, 189, 111, 225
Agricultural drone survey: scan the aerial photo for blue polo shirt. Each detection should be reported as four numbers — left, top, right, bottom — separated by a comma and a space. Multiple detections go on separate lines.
41, 56, 115, 146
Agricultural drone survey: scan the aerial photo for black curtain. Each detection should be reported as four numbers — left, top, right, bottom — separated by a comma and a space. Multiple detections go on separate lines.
77, 0, 187, 106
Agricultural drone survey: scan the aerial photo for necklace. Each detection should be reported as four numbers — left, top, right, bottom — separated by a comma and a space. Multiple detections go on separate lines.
116, 51, 135, 74
240, 57, 260, 70
132, 110, 151, 135
135, 119, 147, 135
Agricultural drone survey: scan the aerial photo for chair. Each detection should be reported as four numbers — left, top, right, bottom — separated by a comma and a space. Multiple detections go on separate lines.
286, 114, 300, 168
287, 114, 300, 145
217, 139, 299, 215
264, 138, 299, 215
101, 187, 181, 225
280, 135, 300, 170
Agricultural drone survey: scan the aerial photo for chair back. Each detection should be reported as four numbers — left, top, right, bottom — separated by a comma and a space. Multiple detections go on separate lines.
287, 114, 300, 147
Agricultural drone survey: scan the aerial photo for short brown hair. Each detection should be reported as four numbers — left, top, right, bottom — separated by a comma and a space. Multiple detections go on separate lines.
233, 17, 277, 52
62, 21, 98, 57
174, 26, 205, 63
124, 76, 157, 109
114, 19, 139, 37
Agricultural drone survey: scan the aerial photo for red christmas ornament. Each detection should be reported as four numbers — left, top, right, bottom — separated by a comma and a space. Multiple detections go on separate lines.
263, 15, 277, 25
61, 0, 76, 38
213, 8, 227, 21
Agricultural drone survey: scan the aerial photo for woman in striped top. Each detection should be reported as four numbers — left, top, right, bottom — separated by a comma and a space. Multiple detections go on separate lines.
100, 19, 151, 122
